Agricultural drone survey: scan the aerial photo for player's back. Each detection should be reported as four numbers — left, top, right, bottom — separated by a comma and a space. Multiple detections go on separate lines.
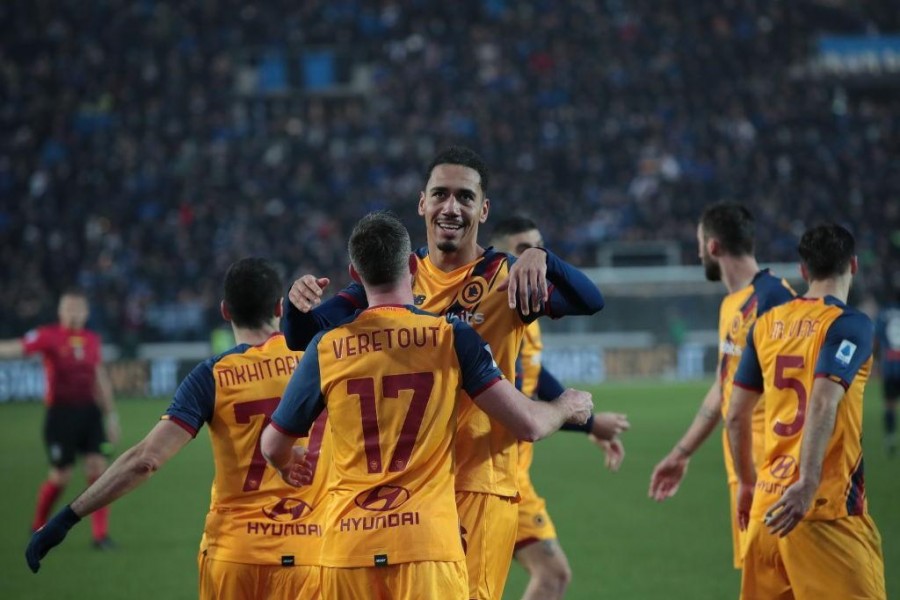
313, 305, 470, 567
750, 296, 873, 520
166, 333, 330, 565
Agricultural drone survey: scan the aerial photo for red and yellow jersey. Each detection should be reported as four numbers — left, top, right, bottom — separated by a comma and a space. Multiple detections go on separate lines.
412, 250, 528, 497
22, 324, 102, 407
162, 333, 331, 566
517, 321, 543, 475
718, 270, 795, 483
734, 296, 874, 521
270, 305, 503, 568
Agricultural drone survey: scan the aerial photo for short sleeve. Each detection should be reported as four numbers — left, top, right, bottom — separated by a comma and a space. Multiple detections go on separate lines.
163, 360, 216, 437
734, 324, 764, 392
451, 319, 503, 397
271, 335, 326, 437
814, 312, 874, 389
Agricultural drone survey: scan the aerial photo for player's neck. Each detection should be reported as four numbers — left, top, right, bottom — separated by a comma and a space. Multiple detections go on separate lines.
232, 323, 280, 346
365, 288, 415, 307
426, 240, 484, 272
804, 278, 850, 303
720, 255, 760, 294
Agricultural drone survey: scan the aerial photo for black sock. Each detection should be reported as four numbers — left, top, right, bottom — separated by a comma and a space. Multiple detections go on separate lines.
886, 408, 897, 436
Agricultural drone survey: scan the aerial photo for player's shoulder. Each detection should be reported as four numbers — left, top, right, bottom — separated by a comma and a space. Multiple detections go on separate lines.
753, 269, 796, 305
824, 296, 874, 328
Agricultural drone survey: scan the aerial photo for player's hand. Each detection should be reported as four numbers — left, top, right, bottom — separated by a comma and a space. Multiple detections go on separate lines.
497, 248, 547, 316
289, 275, 331, 312
590, 411, 630, 441
763, 478, 815, 537
736, 480, 755, 531
277, 446, 312, 487
559, 388, 593, 425
25, 505, 81, 573
104, 412, 121, 446
648, 451, 689, 501
590, 434, 625, 472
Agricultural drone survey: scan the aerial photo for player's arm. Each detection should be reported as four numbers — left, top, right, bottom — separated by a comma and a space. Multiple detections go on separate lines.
764, 313, 873, 537
283, 278, 365, 350
95, 363, 120, 444
0, 338, 25, 358
25, 420, 192, 573
501, 248, 604, 318
648, 377, 722, 501
453, 320, 592, 441
261, 338, 326, 485
534, 366, 629, 470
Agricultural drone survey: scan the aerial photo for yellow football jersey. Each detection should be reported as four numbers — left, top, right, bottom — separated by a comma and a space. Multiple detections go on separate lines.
271, 305, 503, 568
516, 320, 543, 478
163, 333, 331, 565
734, 296, 874, 521
718, 270, 795, 483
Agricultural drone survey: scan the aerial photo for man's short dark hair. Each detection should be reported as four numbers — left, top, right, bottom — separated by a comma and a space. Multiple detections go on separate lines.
700, 202, 755, 256
798, 223, 856, 281
223, 258, 282, 328
349, 211, 411, 287
426, 146, 490, 193
491, 215, 538, 243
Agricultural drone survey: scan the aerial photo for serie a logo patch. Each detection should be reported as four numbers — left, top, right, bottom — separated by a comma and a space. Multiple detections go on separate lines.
836, 340, 857, 365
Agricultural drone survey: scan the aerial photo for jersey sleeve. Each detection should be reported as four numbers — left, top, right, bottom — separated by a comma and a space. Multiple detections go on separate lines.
814, 312, 874, 389
163, 360, 216, 437
21, 327, 52, 356
282, 283, 367, 351
733, 324, 764, 392
271, 334, 327, 436
451, 319, 504, 397
537, 249, 605, 319
756, 278, 796, 315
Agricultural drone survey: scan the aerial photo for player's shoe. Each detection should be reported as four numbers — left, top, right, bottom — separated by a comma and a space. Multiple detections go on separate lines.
92, 537, 116, 550
886, 434, 897, 458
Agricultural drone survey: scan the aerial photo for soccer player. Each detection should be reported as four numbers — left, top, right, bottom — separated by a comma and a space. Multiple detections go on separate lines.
0, 289, 119, 549
648, 202, 796, 569
726, 223, 886, 599
491, 215, 629, 600
26, 258, 330, 600
261, 211, 593, 600
284, 146, 605, 599
875, 291, 900, 456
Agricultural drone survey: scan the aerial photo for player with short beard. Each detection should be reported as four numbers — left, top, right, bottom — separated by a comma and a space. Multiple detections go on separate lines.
649, 202, 796, 570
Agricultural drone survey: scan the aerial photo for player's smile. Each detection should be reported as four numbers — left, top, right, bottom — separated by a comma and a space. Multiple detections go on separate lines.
419, 163, 489, 259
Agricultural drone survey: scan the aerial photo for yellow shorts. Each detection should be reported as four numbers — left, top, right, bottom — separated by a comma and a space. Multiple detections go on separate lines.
456, 490, 518, 600
728, 481, 749, 570
198, 551, 321, 600
321, 560, 466, 600
514, 468, 557, 551
741, 514, 886, 600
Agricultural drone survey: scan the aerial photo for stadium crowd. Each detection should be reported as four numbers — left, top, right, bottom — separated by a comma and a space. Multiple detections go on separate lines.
2, 0, 898, 346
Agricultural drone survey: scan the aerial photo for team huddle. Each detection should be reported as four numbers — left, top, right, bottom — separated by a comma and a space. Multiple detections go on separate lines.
22, 148, 887, 599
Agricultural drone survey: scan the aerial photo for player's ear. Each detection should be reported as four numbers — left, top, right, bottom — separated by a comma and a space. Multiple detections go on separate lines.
849, 255, 859, 276
417, 191, 427, 216
707, 236, 721, 257
479, 197, 490, 223
799, 262, 810, 282
274, 297, 284, 319
349, 263, 361, 284
408, 253, 418, 276
220, 300, 232, 322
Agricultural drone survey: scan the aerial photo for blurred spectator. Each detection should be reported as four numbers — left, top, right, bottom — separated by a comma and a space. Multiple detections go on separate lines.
1, 0, 897, 343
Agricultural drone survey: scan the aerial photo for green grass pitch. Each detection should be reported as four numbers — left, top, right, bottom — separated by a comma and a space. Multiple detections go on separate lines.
0, 381, 896, 599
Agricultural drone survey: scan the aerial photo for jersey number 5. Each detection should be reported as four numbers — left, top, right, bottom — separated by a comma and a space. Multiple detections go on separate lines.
773, 355, 807, 437
347, 372, 435, 474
